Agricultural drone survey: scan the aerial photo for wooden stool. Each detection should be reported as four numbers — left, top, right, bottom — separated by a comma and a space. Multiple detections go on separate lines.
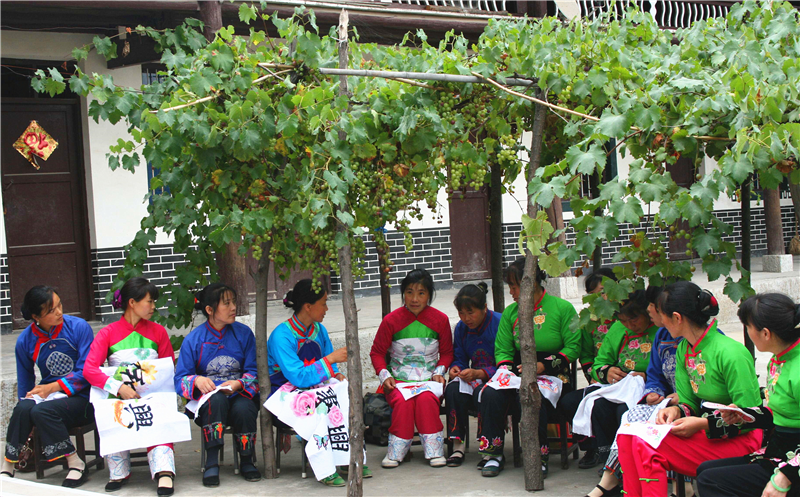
32, 421, 104, 480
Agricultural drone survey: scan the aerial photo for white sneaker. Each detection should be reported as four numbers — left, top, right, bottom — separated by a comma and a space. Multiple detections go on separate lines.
429, 456, 447, 467
381, 455, 400, 468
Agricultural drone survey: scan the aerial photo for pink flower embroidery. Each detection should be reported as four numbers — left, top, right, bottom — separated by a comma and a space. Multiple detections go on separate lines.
687, 358, 696, 369
328, 405, 344, 426
492, 437, 502, 447
479, 436, 489, 451
291, 391, 317, 417
597, 325, 608, 335
279, 383, 296, 393
769, 363, 778, 377
628, 340, 640, 350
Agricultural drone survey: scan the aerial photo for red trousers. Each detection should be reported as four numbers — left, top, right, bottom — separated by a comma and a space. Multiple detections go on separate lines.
617, 429, 762, 497
385, 388, 443, 439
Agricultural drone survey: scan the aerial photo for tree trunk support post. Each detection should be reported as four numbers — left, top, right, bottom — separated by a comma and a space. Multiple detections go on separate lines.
254, 241, 277, 477
741, 175, 754, 358
337, 10, 366, 497
519, 95, 546, 492
490, 163, 505, 313
763, 186, 785, 255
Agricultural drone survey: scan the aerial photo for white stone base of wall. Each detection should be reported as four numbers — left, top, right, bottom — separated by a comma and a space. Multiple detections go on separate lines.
762, 254, 794, 273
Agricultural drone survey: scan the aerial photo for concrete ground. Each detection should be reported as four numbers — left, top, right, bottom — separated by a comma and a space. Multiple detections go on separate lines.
0, 255, 797, 495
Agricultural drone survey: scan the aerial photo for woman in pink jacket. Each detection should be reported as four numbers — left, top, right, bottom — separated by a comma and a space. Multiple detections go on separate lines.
83, 277, 176, 496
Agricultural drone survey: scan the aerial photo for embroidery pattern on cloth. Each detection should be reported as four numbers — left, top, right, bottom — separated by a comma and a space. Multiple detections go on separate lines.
686, 353, 709, 393
45, 351, 74, 376
42, 440, 73, 460
617, 336, 652, 372
237, 432, 256, 451
203, 422, 224, 442
766, 359, 783, 403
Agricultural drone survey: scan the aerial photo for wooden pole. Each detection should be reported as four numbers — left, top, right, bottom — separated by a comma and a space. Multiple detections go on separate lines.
198, 0, 222, 42
518, 94, 546, 492
375, 232, 392, 317
741, 175, 755, 358
337, 10, 366, 496
254, 240, 277, 478
763, 186, 785, 255
490, 163, 506, 313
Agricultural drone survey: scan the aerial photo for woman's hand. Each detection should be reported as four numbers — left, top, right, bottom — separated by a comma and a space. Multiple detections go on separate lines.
670, 416, 708, 438
645, 392, 665, 405
117, 384, 141, 400
763, 471, 791, 497
195, 376, 216, 395
536, 362, 545, 375
448, 365, 461, 380
720, 404, 744, 425
326, 347, 348, 365
458, 368, 487, 383
607, 367, 627, 383
432, 374, 446, 386
666, 393, 679, 406
219, 380, 243, 395
334, 373, 346, 382
631, 372, 647, 381
382, 377, 396, 392
656, 406, 681, 425
26, 382, 61, 399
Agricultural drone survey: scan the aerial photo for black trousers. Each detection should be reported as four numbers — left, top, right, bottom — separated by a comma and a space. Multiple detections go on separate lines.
696, 456, 800, 497
444, 381, 481, 442
196, 392, 259, 456
5, 396, 93, 463
557, 386, 627, 451
477, 387, 558, 459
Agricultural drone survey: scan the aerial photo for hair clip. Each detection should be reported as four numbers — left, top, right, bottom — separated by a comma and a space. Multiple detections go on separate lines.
112, 289, 123, 310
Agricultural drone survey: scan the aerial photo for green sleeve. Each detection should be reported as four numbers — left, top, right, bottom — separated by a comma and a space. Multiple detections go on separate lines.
557, 301, 580, 363
591, 321, 625, 383
675, 342, 701, 416
494, 305, 517, 367
723, 343, 762, 409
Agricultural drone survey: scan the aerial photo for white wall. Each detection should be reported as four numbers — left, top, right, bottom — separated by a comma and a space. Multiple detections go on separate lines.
0, 30, 171, 250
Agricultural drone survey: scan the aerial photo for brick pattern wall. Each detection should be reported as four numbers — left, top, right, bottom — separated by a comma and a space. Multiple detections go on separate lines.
1, 255, 10, 334
501, 206, 797, 269
91, 245, 207, 323
0, 205, 796, 331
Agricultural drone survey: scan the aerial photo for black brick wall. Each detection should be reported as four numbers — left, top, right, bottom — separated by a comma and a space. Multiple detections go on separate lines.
0, 205, 796, 331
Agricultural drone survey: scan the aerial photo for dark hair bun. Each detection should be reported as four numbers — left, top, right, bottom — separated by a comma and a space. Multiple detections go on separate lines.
283, 290, 295, 310
795, 303, 800, 327
477, 282, 489, 295
20, 304, 32, 321
699, 290, 720, 317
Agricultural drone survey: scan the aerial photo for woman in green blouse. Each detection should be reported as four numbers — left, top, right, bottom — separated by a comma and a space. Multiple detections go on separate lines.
557, 289, 657, 489
477, 258, 579, 478
617, 281, 763, 497
696, 293, 800, 497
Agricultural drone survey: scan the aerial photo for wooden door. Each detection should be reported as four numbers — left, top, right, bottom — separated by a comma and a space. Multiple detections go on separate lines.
2, 100, 93, 327
449, 188, 492, 281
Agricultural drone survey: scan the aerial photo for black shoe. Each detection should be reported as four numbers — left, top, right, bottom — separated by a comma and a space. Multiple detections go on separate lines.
241, 463, 261, 482
62, 467, 88, 489
105, 478, 129, 492
202, 464, 220, 487
584, 484, 622, 497
156, 473, 175, 496
477, 458, 488, 470
579, 449, 603, 469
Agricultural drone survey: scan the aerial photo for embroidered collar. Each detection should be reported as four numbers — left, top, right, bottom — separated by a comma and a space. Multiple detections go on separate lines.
534, 290, 547, 311
205, 321, 227, 339
288, 314, 315, 342
686, 319, 717, 358
773, 337, 800, 365
467, 311, 493, 335
31, 321, 63, 340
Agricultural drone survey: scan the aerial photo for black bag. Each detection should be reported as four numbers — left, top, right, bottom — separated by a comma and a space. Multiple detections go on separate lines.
363, 392, 392, 446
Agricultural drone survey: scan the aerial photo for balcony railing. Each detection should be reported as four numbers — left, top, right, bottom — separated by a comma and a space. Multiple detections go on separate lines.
578, 1, 733, 28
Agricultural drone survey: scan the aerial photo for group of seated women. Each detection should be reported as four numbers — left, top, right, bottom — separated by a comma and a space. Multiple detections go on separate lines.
3, 260, 800, 497
2, 276, 356, 493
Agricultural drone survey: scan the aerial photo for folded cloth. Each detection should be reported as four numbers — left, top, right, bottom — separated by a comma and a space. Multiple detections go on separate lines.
572, 374, 644, 437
